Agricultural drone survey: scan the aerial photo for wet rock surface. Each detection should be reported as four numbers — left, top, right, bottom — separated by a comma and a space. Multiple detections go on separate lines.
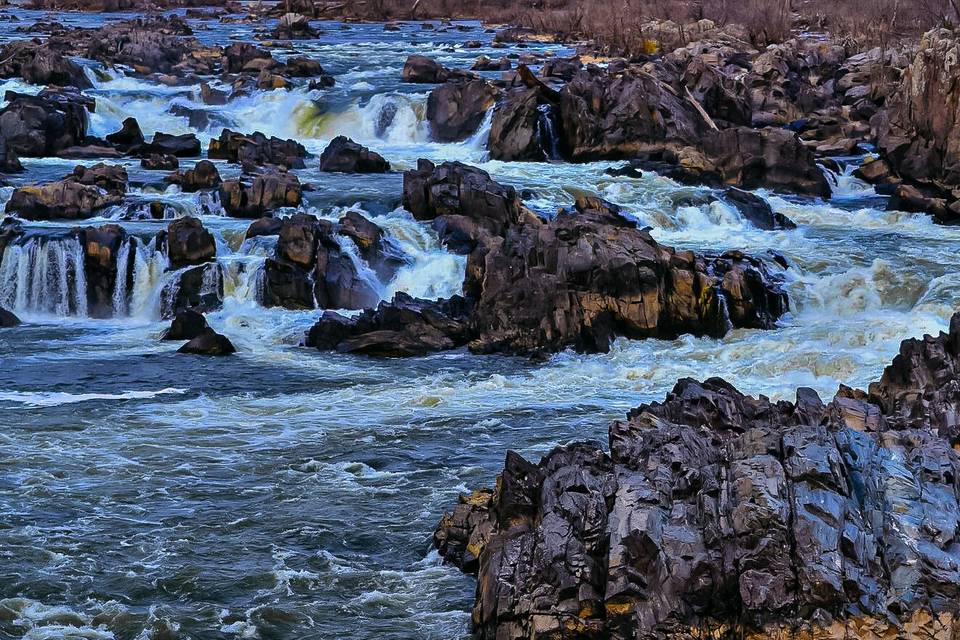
161, 308, 209, 340
319, 136, 390, 173
436, 316, 960, 639
208, 129, 308, 170
177, 327, 236, 355
426, 78, 499, 142
219, 169, 302, 217
6, 163, 127, 220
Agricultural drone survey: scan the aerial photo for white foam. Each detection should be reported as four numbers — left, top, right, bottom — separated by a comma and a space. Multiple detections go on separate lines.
0, 388, 187, 408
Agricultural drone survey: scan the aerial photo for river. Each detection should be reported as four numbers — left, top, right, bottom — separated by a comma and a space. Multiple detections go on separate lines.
0, 8, 957, 640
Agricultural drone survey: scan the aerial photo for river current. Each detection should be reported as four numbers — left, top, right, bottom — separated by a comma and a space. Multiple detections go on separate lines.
0, 9, 957, 640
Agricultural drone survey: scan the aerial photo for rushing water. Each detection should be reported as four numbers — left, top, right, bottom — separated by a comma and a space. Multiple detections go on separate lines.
1, 8, 958, 640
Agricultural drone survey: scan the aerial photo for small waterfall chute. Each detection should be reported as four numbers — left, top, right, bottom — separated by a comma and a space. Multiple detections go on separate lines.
0, 236, 88, 317
111, 236, 133, 317
536, 103, 562, 161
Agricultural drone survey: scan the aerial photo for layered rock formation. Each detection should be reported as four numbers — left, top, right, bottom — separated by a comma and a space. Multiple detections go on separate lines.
436, 316, 960, 639
307, 161, 788, 356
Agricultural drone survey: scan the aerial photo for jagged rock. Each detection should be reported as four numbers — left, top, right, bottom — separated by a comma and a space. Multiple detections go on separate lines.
6, 163, 127, 220
853, 156, 896, 184
224, 42, 272, 73
682, 56, 752, 126
271, 12, 319, 39
488, 87, 546, 161
244, 216, 283, 239
105, 117, 144, 151
724, 187, 796, 230
436, 315, 960, 638
141, 154, 178, 170
0, 41, 92, 88
401, 54, 474, 83
0, 307, 20, 327
207, 129, 307, 169
319, 136, 390, 173
199, 82, 229, 106
177, 327, 236, 355
305, 293, 474, 356
0, 90, 90, 157
166, 160, 221, 192
219, 169, 302, 217
82, 224, 130, 318
426, 79, 499, 142
161, 308, 209, 340
163, 216, 216, 268
261, 213, 382, 310
540, 56, 582, 81
472, 55, 510, 71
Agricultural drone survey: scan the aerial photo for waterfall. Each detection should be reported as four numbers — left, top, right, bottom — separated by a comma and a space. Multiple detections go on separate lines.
112, 237, 133, 317
467, 108, 494, 152
130, 237, 169, 319
536, 104, 561, 161
223, 258, 266, 304
0, 236, 88, 317
337, 235, 385, 302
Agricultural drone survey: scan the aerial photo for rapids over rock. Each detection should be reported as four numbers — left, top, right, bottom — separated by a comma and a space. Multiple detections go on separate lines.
1, 5, 960, 640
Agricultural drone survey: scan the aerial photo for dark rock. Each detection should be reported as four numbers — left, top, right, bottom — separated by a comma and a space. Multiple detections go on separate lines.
199, 82, 229, 105
177, 327, 236, 355
161, 263, 223, 318
166, 160, 222, 192
224, 42, 272, 73
81, 224, 129, 318
161, 308, 208, 340
164, 216, 216, 268
208, 129, 307, 169
0, 90, 89, 157
488, 87, 546, 161
271, 12, 319, 39
0, 137, 23, 173
6, 163, 127, 220
540, 55, 581, 81
147, 132, 201, 157
244, 217, 283, 239
305, 292, 474, 356
401, 54, 474, 83
0, 307, 20, 327
472, 55, 510, 71
724, 187, 797, 230
0, 41, 92, 88
105, 117, 144, 151
141, 154, 179, 170
219, 169, 302, 218
426, 79, 499, 142
435, 313, 960, 637
338, 210, 407, 282
319, 136, 390, 173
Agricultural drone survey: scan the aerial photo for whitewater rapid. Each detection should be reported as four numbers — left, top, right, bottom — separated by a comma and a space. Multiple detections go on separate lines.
1, 10, 958, 640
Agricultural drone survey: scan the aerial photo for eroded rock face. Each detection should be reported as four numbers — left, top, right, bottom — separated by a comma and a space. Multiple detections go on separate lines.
0, 41, 92, 88
487, 87, 546, 161
0, 90, 90, 157
426, 79, 499, 142
82, 223, 130, 318
164, 216, 216, 268
436, 317, 960, 638
167, 160, 222, 192
219, 170, 302, 217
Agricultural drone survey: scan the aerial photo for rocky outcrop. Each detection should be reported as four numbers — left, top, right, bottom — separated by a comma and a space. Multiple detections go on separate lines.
207, 129, 308, 169
219, 169, 302, 217
105, 117, 145, 151
82, 224, 130, 318
177, 327, 236, 355
877, 28, 960, 222
319, 136, 390, 173
166, 160, 222, 192
488, 87, 547, 162
161, 308, 208, 340
270, 12, 319, 39
0, 90, 90, 157
261, 213, 388, 311
0, 137, 23, 173
401, 55, 474, 83
6, 164, 127, 220
435, 315, 960, 639
304, 293, 474, 356
426, 79, 499, 142
0, 41, 92, 88
145, 132, 200, 157
163, 216, 216, 268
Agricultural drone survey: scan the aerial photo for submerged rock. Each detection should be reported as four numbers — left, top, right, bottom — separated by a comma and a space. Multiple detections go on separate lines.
162, 308, 209, 341
435, 315, 960, 638
319, 136, 390, 173
177, 327, 236, 356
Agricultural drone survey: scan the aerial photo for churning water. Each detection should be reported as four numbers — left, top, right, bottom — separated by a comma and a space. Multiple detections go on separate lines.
1, 10, 958, 640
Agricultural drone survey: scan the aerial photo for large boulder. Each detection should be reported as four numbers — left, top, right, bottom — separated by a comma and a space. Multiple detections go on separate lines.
305, 293, 474, 356
401, 55, 474, 83
146, 132, 201, 158
436, 316, 960, 638
0, 90, 89, 157
270, 12, 319, 39
166, 160, 222, 192
161, 308, 208, 340
6, 163, 127, 220
82, 223, 130, 318
319, 136, 390, 173
219, 170, 302, 217
0, 41, 92, 88
426, 79, 499, 142
207, 129, 308, 169
488, 87, 548, 161
177, 327, 236, 355
105, 116, 145, 151
163, 216, 216, 268
338, 210, 407, 282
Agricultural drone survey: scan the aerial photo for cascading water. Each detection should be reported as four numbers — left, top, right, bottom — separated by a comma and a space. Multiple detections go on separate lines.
536, 104, 562, 161
111, 236, 133, 317
0, 236, 88, 317
130, 236, 168, 319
